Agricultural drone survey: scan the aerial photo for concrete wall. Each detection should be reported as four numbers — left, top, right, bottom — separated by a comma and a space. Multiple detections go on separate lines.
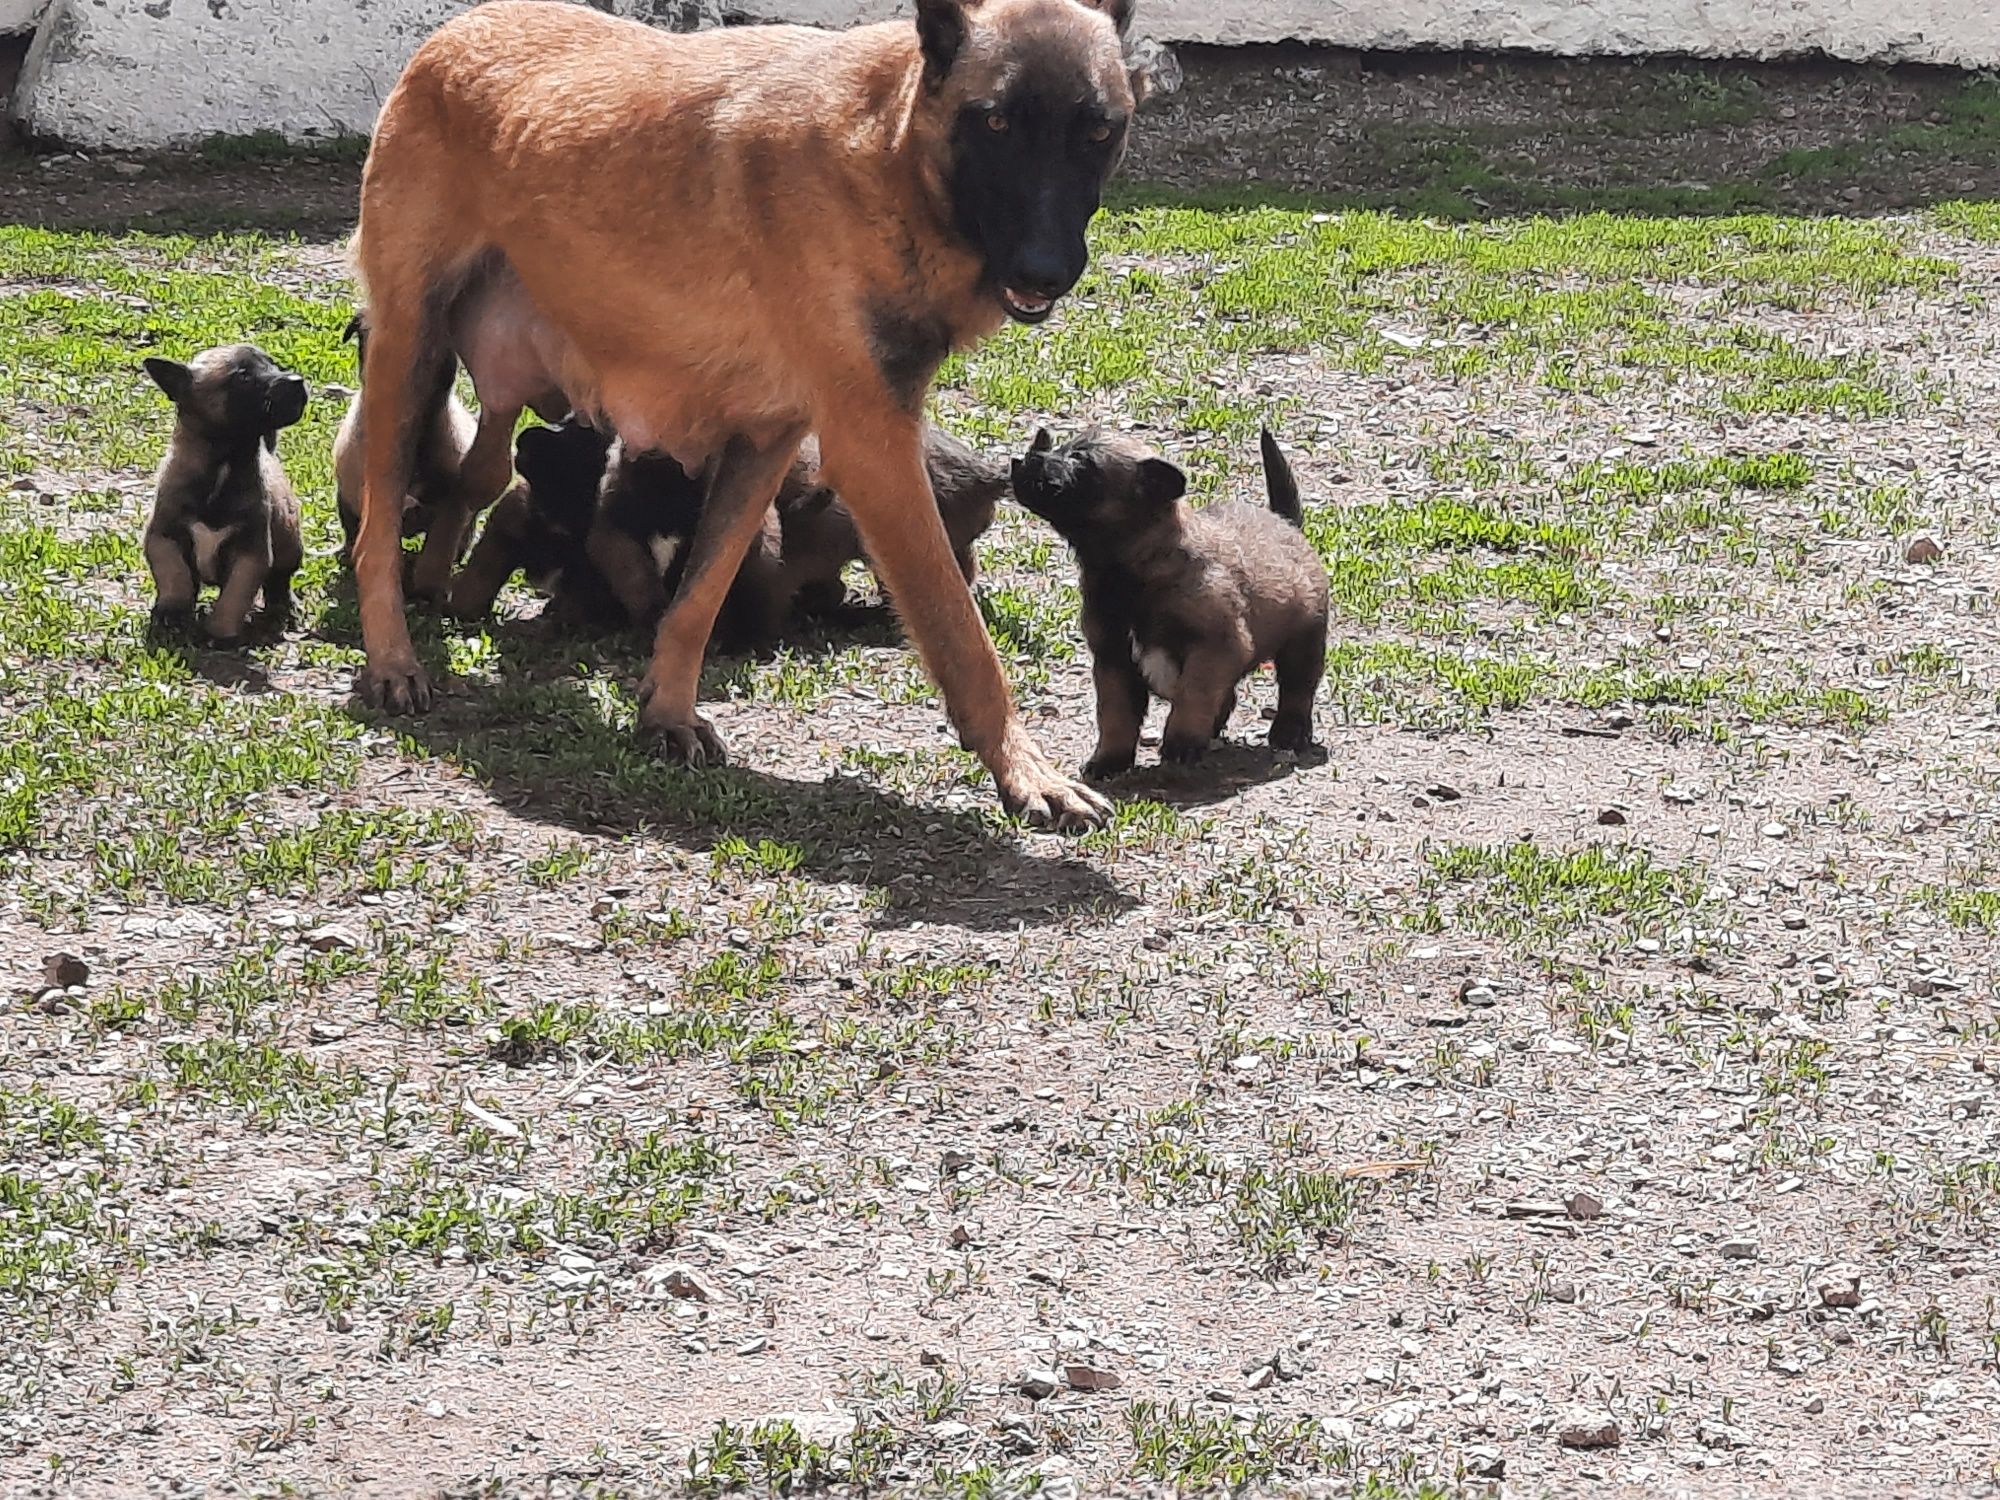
13, 0, 2000, 149
0, 0, 47, 37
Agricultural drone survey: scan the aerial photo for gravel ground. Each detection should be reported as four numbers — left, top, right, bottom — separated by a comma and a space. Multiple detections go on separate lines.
3, 39, 2000, 1500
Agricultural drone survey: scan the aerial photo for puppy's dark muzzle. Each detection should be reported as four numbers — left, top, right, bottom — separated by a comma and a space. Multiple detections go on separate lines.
266, 376, 309, 429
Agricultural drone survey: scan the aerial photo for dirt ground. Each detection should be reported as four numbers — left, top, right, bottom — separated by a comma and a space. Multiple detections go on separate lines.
3, 39, 2000, 1500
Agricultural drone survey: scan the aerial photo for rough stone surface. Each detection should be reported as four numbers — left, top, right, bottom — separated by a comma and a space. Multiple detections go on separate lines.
0, 0, 46, 35
13, 0, 1999, 149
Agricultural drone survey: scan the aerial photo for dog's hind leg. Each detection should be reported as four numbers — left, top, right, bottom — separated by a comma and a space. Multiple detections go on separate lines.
1269, 628, 1324, 754
1158, 646, 1246, 766
636, 425, 810, 766
817, 409, 1111, 831
350, 285, 458, 710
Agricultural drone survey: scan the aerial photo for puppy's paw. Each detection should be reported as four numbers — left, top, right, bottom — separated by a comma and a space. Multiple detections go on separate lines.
1160, 733, 1209, 766
1268, 713, 1319, 755
358, 655, 434, 715
147, 603, 196, 640
1081, 749, 1135, 781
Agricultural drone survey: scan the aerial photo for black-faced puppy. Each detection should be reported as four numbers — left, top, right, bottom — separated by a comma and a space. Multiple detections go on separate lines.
142, 345, 308, 645
333, 311, 476, 566
447, 418, 623, 626
588, 446, 789, 648
1011, 425, 1328, 778
781, 424, 1010, 619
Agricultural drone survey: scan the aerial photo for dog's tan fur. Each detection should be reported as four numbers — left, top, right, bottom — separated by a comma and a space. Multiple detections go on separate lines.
349, 0, 1141, 826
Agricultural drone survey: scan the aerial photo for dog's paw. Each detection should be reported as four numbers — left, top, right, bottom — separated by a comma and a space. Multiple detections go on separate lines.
1160, 733, 1209, 766
1081, 749, 1135, 781
639, 713, 729, 769
358, 656, 434, 715
996, 742, 1113, 832
1268, 714, 1319, 755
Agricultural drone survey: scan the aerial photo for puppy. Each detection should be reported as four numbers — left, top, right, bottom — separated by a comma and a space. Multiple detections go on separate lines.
1011, 426, 1328, 777
450, 425, 784, 647
589, 445, 790, 647
332, 310, 476, 566
142, 345, 308, 645
781, 424, 1010, 620
447, 419, 623, 628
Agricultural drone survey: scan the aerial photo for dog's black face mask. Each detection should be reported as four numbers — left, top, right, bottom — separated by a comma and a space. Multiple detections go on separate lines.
919, 0, 1137, 326
947, 84, 1127, 325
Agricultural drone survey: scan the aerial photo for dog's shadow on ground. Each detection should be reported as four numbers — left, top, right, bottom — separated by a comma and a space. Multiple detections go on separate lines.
342, 606, 1132, 933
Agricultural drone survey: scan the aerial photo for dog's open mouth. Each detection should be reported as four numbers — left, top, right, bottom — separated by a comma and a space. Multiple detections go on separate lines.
1000, 287, 1056, 324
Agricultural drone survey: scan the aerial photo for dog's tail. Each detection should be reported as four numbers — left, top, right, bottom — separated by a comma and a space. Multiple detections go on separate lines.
1260, 426, 1303, 529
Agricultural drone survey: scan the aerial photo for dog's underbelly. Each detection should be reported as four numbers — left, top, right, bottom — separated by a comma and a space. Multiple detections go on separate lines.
188, 521, 235, 584
459, 249, 806, 467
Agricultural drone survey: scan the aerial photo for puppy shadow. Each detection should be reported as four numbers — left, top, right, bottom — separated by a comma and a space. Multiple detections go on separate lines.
146, 618, 280, 693
1095, 734, 1327, 810
352, 662, 1131, 933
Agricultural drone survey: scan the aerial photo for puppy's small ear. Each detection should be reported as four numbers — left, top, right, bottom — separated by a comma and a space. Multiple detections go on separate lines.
1136, 456, 1187, 506
341, 313, 363, 345
1080, 0, 1135, 37
914, 0, 973, 82
1028, 426, 1054, 456
143, 357, 193, 407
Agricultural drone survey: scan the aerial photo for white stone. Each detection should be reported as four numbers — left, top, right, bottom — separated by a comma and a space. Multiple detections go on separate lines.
15, 0, 2000, 151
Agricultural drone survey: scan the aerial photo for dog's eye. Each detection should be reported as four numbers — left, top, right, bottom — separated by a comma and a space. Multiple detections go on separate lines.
985, 112, 1009, 134
1085, 123, 1113, 144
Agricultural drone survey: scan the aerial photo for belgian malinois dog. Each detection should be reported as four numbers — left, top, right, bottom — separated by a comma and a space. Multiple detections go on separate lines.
349, 0, 1147, 828
142, 345, 308, 645
1012, 426, 1328, 777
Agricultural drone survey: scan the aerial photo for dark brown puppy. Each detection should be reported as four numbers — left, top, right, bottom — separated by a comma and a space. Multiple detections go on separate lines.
447, 419, 625, 628
332, 311, 477, 568
587, 443, 789, 646
781, 424, 1009, 620
142, 345, 308, 645
451, 423, 785, 647
1011, 425, 1328, 778
349, 0, 1148, 827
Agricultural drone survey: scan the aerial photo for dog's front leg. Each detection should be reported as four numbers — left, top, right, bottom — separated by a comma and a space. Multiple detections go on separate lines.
636, 425, 809, 766
819, 415, 1111, 832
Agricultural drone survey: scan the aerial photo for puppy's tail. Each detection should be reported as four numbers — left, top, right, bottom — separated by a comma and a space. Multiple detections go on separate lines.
1260, 426, 1303, 529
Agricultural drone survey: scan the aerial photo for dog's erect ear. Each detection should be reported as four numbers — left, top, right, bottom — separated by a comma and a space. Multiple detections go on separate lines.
1079, 0, 1135, 37
1136, 455, 1187, 506
143, 357, 193, 407
1028, 427, 1055, 457
915, 0, 974, 81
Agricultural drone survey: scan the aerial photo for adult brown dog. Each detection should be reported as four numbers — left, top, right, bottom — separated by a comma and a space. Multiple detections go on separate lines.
349, 0, 1145, 828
